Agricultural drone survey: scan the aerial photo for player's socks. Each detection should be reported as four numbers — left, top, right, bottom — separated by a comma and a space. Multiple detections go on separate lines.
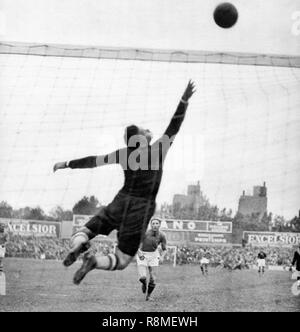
81, 253, 119, 271
104, 253, 119, 271
73, 252, 97, 285
139, 277, 147, 294
146, 281, 156, 300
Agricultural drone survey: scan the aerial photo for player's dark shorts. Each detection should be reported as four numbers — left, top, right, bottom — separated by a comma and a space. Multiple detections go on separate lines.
85, 192, 156, 256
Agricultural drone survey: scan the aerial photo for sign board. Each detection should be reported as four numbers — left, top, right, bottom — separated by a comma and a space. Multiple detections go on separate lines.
152, 218, 232, 233
0, 218, 60, 238
243, 231, 300, 247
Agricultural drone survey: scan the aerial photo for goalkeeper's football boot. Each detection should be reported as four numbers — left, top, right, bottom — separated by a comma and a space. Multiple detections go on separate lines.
73, 252, 96, 285
63, 242, 91, 267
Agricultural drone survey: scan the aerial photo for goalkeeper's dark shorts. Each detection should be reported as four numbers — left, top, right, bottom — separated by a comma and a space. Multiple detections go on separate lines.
85, 192, 156, 257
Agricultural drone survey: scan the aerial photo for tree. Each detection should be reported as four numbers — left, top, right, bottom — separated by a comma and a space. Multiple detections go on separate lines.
72, 196, 101, 215
260, 212, 272, 230
12, 206, 46, 220
0, 201, 13, 218
272, 215, 287, 232
49, 205, 73, 221
290, 214, 300, 232
220, 208, 233, 221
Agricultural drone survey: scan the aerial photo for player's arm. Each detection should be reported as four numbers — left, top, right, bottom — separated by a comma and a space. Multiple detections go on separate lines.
137, 237, 146, 259
137, 246, 145, 260
153, 80, 195, 150
53, 150, 121, 172
159, 233, 167, 263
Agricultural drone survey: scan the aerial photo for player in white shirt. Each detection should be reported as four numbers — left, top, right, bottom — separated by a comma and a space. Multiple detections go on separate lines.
257, 250, 267, 275
199, 252, 210, 275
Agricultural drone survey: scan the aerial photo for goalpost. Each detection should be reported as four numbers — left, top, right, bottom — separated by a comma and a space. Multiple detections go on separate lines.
166, 245, 178, 267
0, 41, 300, 241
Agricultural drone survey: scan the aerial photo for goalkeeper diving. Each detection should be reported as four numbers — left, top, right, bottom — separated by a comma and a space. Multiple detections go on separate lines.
53, 80, 195, 285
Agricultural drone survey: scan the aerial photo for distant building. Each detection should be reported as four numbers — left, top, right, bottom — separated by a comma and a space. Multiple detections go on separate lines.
238, 182, 267, 220
172, 181, 208, 214
158, 202, 173, 218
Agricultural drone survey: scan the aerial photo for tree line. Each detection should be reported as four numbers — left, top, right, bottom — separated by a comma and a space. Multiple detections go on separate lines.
0, 194, 299, 233
0, 196, 101, 222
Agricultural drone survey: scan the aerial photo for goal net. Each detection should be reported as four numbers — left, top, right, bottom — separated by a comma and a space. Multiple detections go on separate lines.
0, 42, 300, 222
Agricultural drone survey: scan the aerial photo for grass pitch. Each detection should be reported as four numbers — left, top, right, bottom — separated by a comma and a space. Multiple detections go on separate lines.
0, 258, 299, 312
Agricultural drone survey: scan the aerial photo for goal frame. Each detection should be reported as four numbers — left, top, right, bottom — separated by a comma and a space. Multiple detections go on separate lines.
166, 245, 177, 267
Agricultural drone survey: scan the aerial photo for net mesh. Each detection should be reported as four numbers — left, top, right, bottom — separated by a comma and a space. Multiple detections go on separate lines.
0, 42, 300, 220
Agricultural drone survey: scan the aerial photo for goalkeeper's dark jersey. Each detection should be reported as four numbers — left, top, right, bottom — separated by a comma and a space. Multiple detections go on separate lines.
68, 101, 188, 201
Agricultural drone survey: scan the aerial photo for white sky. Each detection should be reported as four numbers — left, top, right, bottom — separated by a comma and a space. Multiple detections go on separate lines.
0, 0, 300, 219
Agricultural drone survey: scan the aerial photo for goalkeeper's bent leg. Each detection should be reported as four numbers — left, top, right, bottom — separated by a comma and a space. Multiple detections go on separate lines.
73, 247, 134, 285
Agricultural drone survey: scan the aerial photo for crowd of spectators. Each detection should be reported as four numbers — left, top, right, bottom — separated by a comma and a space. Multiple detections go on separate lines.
3, 234, 295, 270
169, 245, 294, 269
5, 235, 69, 260
4, 235, 114, 260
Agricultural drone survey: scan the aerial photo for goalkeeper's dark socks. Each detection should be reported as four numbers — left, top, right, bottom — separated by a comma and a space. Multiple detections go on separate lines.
139, 277, 147, 294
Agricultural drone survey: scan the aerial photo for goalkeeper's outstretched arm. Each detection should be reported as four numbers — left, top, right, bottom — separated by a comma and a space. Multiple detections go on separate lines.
162, 80, 195, 140
152, 80, 195, 156
53, 150, 121, 172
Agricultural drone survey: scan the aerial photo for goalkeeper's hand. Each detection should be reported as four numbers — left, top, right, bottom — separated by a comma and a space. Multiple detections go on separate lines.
181, 80, 196, 102
53, 161, 67, 172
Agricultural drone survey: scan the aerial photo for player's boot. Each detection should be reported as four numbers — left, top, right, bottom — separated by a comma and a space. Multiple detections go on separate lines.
73, 252, 96, 285
139, 277, 147, 294
63, 242, 91, 267
145, 294, 154, 301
